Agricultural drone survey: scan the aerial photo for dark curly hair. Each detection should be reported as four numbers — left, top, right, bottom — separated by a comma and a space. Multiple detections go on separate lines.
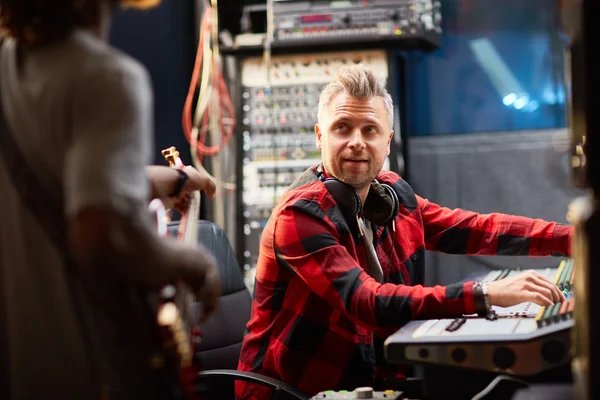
0, 0, 160, 45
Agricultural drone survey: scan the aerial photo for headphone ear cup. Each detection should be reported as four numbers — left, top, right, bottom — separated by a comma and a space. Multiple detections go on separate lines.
323, 178, 362, 218
364, 182, 399, 226
381, 183, 399, 221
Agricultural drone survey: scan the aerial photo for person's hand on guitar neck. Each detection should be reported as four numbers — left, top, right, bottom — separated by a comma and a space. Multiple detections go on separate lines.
170, 166, 216, 213
146, 165, 216, 212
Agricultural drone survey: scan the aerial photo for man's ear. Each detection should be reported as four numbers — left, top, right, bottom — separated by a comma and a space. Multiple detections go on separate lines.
386, 130, 394, 156
315, 123, 322, 150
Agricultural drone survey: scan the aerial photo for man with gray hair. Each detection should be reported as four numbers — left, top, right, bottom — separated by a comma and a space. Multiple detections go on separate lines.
236, 64, 572, 399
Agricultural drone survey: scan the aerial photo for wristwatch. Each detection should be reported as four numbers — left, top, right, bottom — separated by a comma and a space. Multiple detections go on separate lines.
168, 168, 189, 197
473, 280, 497, 320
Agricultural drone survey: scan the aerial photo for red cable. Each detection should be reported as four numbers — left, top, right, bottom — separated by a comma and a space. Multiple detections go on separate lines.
182, 7, 235, 164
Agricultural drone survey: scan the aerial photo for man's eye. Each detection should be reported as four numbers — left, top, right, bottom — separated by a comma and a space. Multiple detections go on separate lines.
365, 126, 377, 133
335, 124, 346, 131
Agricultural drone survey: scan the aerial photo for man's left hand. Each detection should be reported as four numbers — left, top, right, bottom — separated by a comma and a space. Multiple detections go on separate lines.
487, 270, 565, 308
168, 166, 216, 213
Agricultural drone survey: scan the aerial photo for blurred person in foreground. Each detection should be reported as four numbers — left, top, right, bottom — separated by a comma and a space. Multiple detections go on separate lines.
0, 1, 220, 399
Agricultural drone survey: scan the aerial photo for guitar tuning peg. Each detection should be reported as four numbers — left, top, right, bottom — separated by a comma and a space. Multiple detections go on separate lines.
161, 146, 181, 167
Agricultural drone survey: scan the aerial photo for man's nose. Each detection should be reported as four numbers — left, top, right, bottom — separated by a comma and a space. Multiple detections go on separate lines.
347, 129, 366, 149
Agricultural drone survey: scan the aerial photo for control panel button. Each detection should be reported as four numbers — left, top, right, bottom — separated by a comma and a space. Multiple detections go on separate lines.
355, 387, 374, 399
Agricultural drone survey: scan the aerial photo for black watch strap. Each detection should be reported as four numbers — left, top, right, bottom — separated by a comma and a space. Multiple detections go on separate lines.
473, 280, 497, 320
473, 281, 487, 316
168, 169, 188, 197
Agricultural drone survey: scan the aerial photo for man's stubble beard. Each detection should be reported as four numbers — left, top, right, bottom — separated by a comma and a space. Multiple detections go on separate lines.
324, 152, 383, 189
340, 160, 383, 191
342, 173, 373, 191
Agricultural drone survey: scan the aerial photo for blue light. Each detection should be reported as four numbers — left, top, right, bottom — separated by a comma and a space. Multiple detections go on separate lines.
542, 88, 557, 104
502, 92, 540, 112
514, 96, 529, 110
523, 100, 539, 112
503, 93, 517, 106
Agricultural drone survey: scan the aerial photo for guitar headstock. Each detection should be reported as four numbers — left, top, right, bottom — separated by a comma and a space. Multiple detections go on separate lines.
161, 146, 182, 168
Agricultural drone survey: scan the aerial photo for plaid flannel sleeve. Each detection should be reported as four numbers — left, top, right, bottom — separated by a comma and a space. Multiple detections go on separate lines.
274, 204, 477, 329
418, 196, 573, 257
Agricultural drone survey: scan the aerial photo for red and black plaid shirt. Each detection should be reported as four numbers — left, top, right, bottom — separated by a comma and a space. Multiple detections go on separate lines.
236, 167, 572, 399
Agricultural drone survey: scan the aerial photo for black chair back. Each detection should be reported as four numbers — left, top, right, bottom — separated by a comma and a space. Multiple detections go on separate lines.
168, 220, 251, 370
168, 220, 308, 400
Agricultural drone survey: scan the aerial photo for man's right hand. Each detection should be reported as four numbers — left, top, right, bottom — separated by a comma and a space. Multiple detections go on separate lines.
487, 269, 564, 308
175, 243, 221, 322
69, 208, 222, 322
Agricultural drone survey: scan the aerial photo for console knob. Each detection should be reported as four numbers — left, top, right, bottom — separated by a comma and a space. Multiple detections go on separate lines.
493, 346, 516, 370
541, 340, 566, 364
451, 347, 467, 363
355, 387, 374, 399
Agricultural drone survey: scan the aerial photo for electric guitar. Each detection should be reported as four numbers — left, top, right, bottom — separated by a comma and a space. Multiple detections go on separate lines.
149, 146, 203, 399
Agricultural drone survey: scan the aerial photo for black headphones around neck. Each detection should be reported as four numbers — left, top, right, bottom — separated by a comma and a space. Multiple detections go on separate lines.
316, 165, 399, 227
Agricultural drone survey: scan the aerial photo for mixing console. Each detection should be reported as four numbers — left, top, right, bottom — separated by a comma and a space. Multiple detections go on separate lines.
311, 388, 403, 399
240, 50, 389, 289
384, 261, 575, 376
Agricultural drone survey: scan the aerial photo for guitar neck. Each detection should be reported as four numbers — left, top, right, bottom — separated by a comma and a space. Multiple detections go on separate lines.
182, 191, 201, 245
157, 146, 205, 389
177, 192, 201, 327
